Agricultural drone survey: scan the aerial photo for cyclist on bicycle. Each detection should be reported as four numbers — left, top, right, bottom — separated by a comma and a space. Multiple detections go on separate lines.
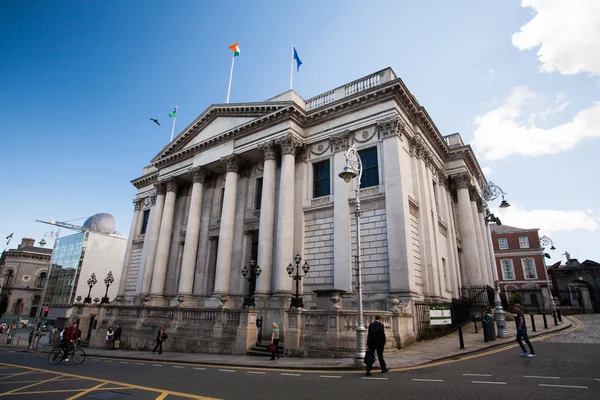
61, 322, 80, 361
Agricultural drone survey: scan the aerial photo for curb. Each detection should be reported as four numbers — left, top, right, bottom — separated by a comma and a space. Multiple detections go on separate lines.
19, 318, 574, 372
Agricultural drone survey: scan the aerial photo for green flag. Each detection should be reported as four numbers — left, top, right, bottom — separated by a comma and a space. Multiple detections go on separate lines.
168, 107, 177, 118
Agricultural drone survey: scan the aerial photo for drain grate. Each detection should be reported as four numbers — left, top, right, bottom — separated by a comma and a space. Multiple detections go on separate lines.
87, 391, 131, 400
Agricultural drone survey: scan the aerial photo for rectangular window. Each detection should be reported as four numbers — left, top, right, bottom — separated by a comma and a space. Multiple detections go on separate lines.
501, 259, 515, 280
519, 236, 530, 249
313, 159, 330, 198
255, 178, 263, 210
498, 237, 509, 250
140, 210, 150, 234
522, 258, 537, 279
358, 147, 379, 188
432, 181, 439, 209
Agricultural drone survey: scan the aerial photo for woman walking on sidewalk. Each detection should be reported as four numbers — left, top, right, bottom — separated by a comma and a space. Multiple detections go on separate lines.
270, 322, 280, 360
104, 327, 114, 350
153, 324, 166, 355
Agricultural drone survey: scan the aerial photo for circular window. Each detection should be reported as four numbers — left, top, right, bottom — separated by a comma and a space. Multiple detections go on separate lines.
22, 275, 30, 282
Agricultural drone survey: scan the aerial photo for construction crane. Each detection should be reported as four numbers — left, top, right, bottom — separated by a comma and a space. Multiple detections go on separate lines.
35, 218, 92, 233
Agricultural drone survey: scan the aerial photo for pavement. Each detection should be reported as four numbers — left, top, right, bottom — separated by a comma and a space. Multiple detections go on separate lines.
1, 314, 573, 371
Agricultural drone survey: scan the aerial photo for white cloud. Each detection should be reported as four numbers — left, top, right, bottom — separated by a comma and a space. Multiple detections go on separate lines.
494, 205, 599, 235
512, 0, 600, 75
481, 166, 493, 176
472, 86, 600, 160
480, 68, 495, 84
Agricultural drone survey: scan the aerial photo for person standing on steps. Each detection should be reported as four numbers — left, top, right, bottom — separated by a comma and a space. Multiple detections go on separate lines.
270, 322, 280, 360
513, 304, 536, 358
153, 324, 166, 355
365, 315, 389, 376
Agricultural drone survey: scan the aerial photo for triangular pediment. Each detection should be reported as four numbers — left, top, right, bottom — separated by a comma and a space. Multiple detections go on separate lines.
152, 102, 291, 163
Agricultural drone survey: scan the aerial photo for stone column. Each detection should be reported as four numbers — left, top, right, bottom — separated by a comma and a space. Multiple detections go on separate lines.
177, 167, 209, 297
471, 193, 490, 286
454, 174, 482, 286
213, 154, 243, 296
438, 171, 462, 297
140, 185, 166, 296
150, 178, 179, 297
331, 131, 353, 292
117, 198, 143, 299
273, 134, 302, 294
255, 141, 277, 295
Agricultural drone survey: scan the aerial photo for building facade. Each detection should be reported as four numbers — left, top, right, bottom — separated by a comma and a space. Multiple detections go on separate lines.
549, 258, 600, 314
0, 238, 52, 325
106, 68, 495, 355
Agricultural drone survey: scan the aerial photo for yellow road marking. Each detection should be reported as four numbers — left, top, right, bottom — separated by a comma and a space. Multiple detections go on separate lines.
4, 389, 88, 395
155, 392, 169, 400
0, 375, 63, 397
0, 380, 45, 384
0, 362, 221, 400
0, 370, 32, 381
66, 382, 107, 400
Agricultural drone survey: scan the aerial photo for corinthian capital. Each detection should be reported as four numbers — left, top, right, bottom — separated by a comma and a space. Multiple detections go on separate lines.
154, 181, 166, 195
409, 135, 425, 158
452, 173, 472, 189
133, 198, 143, 211
330, 130, 351, 153
164, 177, 179, 193
257, 141, 277, 161
190, 166, 209, 184
437, 169, 449, 187
275, 134, 303, 156
221, 154, 244, 173
377, 116, 405, 140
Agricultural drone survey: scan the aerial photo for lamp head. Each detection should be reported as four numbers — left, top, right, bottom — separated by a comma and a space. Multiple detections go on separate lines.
294, 253, 302, 265
302, 261, 310, 274
255, 264, 262, 277
338, 165, 357, 183
499, 196, 511, 208
550, 245, 556, 250
286, 263, 293, 276
241, 265, 248, 278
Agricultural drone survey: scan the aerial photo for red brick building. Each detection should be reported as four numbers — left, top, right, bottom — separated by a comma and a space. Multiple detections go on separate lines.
490, 225, 549, 293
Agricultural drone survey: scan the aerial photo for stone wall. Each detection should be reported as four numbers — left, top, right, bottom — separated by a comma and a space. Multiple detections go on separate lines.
303, 208, 335, 290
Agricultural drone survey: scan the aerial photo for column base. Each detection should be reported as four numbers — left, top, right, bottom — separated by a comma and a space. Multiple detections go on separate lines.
146, 294, 169, 307
205, 294, 229, 308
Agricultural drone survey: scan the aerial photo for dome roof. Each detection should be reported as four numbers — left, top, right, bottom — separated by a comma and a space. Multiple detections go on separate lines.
83, 213, 115, 234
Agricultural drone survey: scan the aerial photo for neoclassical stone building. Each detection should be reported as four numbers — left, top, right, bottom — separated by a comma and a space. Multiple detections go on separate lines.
106, 68, 494, 355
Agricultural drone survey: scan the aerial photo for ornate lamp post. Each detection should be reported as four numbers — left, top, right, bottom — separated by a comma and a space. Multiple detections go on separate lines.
286, 253, 310, 308
241, 260, 262, 307
338, 144, 366, 367
480, 180, 510, 338
100, 271, 114, 305
84, 273, 97, 304
540, 235, 558, 317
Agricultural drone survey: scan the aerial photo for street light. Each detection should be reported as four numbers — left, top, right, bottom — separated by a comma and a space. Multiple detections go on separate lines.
540, 235, 558, 320
100, 271, 114, 305
286, 253, 310, 308
480, 180, 510, 338
338, 144, 366, 368
84, 273, 97, 304
241, 260, 261, 307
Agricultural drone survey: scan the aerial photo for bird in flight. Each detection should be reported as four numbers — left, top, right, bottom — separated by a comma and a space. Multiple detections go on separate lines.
150, 118, 160, 126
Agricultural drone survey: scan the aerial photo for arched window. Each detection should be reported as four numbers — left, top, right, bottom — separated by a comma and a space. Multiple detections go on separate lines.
4, 269, 14, 287
36, 271, 47, 288
12, 299, 23, 315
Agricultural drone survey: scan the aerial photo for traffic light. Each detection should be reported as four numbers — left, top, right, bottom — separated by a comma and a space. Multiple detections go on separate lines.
44, 308, 49, 318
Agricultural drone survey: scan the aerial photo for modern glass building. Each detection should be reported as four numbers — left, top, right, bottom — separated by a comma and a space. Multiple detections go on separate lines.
46, 232, 86, 307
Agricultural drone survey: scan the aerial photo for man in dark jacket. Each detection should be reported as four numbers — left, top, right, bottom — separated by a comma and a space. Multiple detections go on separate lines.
365, 315, 389, 376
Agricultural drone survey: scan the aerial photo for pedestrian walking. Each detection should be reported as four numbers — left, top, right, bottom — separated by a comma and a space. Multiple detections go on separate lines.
513, 304, 536, 358
270, 322, 280, 360
152, 324, 166, 355
114, 324, 122, 349
365, 315, 389, 376
104, 327, 114, 350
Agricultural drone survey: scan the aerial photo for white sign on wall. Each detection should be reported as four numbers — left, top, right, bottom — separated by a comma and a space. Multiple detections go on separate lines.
430, 305, 452, 326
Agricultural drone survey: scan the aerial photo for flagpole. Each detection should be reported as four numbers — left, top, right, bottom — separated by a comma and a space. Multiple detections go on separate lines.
290, 43, 294, 90
227, 53, 235, 104
170, 105, 178, 142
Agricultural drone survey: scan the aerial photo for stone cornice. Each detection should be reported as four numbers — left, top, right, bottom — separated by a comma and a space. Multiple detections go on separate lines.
447, 145, 486, 184
131, 171, 159, 189
1, 252, 51, 262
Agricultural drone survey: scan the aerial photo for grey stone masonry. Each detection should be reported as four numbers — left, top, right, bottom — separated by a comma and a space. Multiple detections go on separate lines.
303, 209, 334, 289
125, 243, 143, 293
350, 207, 390, 293
409, 205, 423, 287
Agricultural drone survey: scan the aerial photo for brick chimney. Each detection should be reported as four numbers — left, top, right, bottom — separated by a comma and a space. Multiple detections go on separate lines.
18, 238, 36, 249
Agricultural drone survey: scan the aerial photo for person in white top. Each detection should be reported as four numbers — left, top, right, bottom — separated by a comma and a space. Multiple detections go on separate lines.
104, 327, 114, 350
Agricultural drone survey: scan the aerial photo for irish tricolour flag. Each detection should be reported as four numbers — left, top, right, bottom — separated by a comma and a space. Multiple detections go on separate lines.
229, 42, 240, 57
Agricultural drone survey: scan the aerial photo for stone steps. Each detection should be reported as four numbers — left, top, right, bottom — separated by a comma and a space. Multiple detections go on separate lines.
246, 343, 284, 357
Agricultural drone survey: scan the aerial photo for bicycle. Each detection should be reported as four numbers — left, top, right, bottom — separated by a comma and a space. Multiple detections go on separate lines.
48, 340, 86, 365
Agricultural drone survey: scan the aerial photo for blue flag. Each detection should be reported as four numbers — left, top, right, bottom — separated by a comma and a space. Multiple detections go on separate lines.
293, 47, 302, 71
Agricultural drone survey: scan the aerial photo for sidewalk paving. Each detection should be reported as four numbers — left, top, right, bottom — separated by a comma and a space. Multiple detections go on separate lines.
3, 315, 573, 371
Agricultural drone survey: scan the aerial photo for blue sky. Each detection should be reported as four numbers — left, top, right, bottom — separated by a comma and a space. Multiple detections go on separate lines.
1, 0, 598, 266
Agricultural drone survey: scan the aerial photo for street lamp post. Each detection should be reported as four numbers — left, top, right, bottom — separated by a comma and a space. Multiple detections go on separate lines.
100, 271, 114, 305
480, 180, 510, 338
540, 235, 558, 319
286, 253, 310, 308
84, 273, 97, 304
338, 144, 366, 368
241, 260, 262, 307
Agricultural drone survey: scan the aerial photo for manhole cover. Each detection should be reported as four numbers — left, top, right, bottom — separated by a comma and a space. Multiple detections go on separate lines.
87, 391, 131, 400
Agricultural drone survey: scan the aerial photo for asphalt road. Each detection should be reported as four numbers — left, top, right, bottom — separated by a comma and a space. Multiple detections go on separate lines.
1, 315, 599, 400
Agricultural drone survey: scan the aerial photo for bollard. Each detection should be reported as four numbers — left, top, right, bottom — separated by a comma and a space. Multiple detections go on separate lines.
552, 310, 558, 325
542, 313, 548, 329
530, 314, 536, 332
473, 319, 478, 334
458, 325, 465, 349
557, 308, 562, 322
